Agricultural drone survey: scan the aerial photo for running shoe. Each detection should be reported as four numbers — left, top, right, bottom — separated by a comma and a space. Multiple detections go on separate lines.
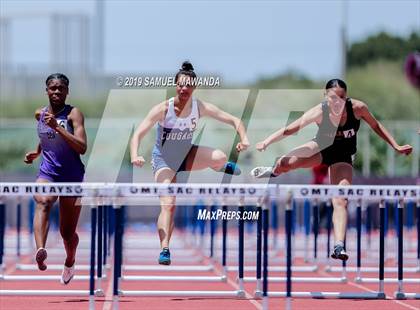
331, 245, 349, 261
219, 162, 241, 175
250, 166, 277, 178
35, 247, 47, 271
158, 247, 171, 265
60, 262, 75, 285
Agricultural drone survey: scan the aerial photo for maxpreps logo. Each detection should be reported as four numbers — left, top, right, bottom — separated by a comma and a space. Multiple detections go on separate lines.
197, 209, 259, 221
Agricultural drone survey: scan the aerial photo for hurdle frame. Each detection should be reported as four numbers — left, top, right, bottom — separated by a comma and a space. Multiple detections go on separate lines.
0, 182, 419, 309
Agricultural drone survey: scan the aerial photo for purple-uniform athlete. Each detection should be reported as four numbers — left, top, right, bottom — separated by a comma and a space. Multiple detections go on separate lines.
24, 73, 87, 285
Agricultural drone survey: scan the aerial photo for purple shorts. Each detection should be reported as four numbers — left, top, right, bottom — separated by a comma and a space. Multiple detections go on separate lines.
37, 171, 84, 183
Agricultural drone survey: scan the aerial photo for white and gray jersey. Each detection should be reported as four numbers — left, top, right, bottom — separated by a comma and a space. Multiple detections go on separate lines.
152, 97, 200, 168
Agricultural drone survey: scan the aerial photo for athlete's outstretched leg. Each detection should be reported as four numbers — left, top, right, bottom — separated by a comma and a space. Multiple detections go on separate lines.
329, 162, 353, 261
252, 141, 322, 178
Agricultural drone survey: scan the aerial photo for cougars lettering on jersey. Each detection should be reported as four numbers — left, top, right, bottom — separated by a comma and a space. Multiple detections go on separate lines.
161, 129, 194, 142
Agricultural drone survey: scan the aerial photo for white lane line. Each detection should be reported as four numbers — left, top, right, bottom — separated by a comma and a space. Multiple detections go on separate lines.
318, 269, 419, 310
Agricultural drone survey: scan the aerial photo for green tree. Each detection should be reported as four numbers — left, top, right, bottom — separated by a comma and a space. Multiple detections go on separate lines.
347, 31, 420, 68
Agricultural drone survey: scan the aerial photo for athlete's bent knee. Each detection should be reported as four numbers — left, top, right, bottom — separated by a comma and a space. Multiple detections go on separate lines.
213, 150, 227, 167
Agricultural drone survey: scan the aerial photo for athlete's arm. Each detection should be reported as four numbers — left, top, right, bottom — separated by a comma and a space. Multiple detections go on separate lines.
25, 109, 43, 164
256, 105, 321, 151
199, 101, 250, 152
35, 108, 42, 121
130, 102, 166, 166
46, 107, 87, 155
355, 100, 412, 155
24, 143, 41, 164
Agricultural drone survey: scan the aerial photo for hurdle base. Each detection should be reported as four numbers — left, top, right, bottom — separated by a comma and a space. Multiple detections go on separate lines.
237, 290, 246, 298
286, 297, 292, 310
327, 266, 420, 273
243, 276, 347, 283
123, 265, 213, 272
226, 265, 318, 272
112, 295, 119, 310
254, 290, 263, 299
395, 292, 420, 299
0, 290, 90, 296
262, 296, 268, 310
356, 278, 420, 284
268, 291, 383, 299
121, 275, 226, 282
89, 295, 95, 310
395, 292, 406, 300
16, 263, 111, 271
95, 289, 105, 297
118, 290, 240, 297
0, 275, 107, 281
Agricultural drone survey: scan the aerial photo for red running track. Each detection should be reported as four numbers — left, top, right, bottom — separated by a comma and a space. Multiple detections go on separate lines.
0, 231, 419, 310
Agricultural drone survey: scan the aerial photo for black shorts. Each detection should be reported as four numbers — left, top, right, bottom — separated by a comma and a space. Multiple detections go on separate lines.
319, 145, 354, 167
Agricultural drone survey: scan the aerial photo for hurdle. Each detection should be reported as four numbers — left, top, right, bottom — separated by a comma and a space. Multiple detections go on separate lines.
0, 204, 101, 295
111, 199, 247, 299
249, 197, 346, 289
115, 183, 420, 306
260, 188, 419, 310
113, 203, 226, 284
13, 201, 111, 278
225, 198, 319, 273
326, 200, 420, 278
1, 182, 419, 310
6, 201, 109, 279
0, 201, 5, 271
0, 188, 108, 307
245, 199, 344, 287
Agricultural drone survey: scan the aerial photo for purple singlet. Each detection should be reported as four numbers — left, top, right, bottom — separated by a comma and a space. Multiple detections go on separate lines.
37, 105, 85, 182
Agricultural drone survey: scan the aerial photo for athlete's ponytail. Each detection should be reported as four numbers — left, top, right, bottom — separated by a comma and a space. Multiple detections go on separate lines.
175, 61, 197, 82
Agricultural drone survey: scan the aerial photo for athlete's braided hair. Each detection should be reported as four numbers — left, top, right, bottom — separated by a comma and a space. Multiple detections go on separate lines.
46, 73, 69, 87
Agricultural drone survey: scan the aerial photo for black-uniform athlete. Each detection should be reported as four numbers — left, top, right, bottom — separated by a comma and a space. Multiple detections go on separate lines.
251, 79, 413, 260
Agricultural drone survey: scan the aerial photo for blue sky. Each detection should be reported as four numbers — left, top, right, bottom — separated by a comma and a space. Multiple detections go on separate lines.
2, 0, 419, 83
